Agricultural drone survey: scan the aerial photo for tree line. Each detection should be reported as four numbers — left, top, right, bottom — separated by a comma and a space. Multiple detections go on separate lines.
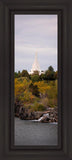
14, 66, 58, 82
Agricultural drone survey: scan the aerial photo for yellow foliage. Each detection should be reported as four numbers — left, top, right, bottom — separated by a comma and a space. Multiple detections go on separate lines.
14, 78, 34, 103
34, 81, 50, 94
15, 77, 58, 108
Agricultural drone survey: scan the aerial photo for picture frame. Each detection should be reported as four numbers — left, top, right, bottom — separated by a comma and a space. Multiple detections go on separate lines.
0, 0, 72, 160
14, 14, 59, 147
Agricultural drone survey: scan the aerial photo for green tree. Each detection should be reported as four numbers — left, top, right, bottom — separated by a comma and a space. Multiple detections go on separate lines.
55, 71, 58, 79
21, 70, 30, 78
29, 83, 39, 97
18, 71, 21, 77
40, 73, 45, 80
45, 66, 55, 80
14, 72, 18, 78
48, 66, 54, 72
33, 70, 39, 75
31, 74, 40, 82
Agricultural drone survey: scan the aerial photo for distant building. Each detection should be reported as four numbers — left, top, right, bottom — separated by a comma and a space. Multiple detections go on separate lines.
29, 52, 41, 75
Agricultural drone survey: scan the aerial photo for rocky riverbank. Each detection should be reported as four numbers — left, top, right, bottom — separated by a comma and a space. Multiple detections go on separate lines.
15, 106, 58, 123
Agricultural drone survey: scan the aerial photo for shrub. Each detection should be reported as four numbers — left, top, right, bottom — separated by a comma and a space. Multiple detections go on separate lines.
37, 104, 45, 111
48, 98, 56, 108
29, 83, 39, 97
41, 97, 49, 106
33, 102, 45, 111
27, 105, 35, 111
31, 74, 40, 82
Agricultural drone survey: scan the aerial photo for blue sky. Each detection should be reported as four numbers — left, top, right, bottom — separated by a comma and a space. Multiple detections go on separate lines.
15, 15, 58, 72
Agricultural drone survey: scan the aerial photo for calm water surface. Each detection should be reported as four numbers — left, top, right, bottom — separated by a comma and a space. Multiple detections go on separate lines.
14, 117, 58, 145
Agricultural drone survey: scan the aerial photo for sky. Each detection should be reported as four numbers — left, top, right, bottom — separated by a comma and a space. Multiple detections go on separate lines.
15, 15, 58, 72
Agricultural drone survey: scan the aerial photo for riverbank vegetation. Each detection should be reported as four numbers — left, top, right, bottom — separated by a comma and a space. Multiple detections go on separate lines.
14, 66, 58, 113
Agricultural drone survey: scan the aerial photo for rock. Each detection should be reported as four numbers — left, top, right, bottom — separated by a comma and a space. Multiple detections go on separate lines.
41, 116, 50, 123
19, 107, 25, 120
15, 104, 58, 122
38, 113, 50, 123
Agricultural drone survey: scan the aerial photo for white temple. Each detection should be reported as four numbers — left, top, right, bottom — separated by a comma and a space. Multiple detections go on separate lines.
29, 52, 41, 75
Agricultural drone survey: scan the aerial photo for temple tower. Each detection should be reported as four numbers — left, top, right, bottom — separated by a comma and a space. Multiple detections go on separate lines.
29, 52, 41, 75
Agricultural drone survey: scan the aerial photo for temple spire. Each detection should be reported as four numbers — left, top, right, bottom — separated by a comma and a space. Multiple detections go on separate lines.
29, 52, 41, 75
35, 52, 37, 60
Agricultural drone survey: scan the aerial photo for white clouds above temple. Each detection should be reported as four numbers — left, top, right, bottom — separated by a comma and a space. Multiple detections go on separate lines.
15, 15, 57, 72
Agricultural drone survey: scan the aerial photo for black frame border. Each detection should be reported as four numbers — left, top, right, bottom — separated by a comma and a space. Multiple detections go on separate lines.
0, 0, 72, 160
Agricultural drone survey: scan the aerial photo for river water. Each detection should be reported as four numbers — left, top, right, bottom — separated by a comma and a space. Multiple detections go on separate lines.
14, 117, 58, 146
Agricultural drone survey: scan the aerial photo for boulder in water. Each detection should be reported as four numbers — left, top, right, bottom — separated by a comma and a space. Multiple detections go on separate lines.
38, 113, 50, 122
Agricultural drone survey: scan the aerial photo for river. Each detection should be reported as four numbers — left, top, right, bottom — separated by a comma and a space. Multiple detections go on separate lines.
14, 117, 58, 145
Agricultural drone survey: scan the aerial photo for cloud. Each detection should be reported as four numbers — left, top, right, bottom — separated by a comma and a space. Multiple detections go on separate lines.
15, 45, 57, 56
15, 15, 57, 72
